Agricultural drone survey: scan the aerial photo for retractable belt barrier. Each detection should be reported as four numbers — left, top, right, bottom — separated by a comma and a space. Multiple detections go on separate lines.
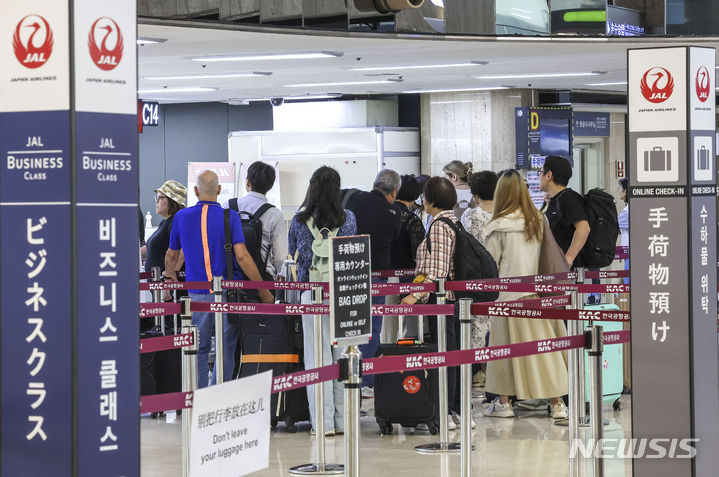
140, 302, 181, 318
140, 279, 630, 294
140, 331, 630, 414
140, 332, 194, 354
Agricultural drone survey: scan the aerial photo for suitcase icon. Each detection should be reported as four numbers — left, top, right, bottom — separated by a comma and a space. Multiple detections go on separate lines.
697, 145, 710, 171
644, 146, 671, 172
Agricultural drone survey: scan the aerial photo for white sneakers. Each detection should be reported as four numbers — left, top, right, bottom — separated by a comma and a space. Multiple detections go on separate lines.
449, 412, 476, 429
550, 401, 568, 420
482, 398, 514, 418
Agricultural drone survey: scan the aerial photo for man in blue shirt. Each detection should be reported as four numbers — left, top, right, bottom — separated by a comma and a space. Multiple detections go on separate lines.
165, 170, 273, 388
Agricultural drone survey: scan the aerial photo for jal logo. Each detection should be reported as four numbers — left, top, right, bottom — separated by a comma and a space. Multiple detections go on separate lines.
640, 67, 674, 104
403, 376, 421, 394
88, 17, 123, 71
696, 66, 711, 103
13, 15, 54, 69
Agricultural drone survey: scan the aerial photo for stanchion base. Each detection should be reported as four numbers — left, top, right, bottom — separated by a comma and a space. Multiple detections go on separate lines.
288, 463, 345, 475
553, 418, 610, 427
415, 442, 463, 454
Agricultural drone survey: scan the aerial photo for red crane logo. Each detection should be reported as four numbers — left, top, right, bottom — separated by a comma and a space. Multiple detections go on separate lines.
88, 17, 124, 71
695, 66, 710, 103
13, 15, 54, 69
640, 67, 674, 104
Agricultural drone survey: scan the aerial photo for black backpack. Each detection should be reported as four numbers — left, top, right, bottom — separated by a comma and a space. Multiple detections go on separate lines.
580, 188, 619, 268
228, 199, 275, 281
427, 217, 499, 303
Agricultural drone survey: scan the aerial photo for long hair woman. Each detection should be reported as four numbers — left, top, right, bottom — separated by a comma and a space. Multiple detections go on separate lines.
288, 166, 357, 435
481, 169, 569, 419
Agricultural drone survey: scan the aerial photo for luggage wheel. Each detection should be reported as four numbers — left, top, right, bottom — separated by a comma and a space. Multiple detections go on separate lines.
428, 422, 439, 435
271, 418, 278, 428
285, 418, 298, 433
613, 398, 622, 411
377, 420, 394, 435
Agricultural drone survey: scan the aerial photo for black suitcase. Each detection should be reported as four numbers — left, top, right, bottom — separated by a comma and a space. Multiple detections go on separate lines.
236, 313, 310, 433
374, 314, 439, 435
140, 325, 182, 401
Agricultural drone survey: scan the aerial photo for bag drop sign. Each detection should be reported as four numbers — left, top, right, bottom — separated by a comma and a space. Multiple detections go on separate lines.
190, 371, 271, 477
329, 235, 372, 346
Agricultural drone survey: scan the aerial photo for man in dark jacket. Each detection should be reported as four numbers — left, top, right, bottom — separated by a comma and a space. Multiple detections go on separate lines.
345, 169, 402, 389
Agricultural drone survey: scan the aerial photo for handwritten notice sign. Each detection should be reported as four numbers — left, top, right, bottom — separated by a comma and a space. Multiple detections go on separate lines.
190, 371, 271, 477
329, 234, 372, 346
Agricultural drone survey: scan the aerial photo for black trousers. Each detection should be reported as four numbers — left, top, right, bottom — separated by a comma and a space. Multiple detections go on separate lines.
426, 298, 460, 415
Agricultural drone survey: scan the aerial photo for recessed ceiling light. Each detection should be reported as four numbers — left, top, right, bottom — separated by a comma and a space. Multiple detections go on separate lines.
403, 86, 511, 93
474, 72, 603, 79
138, 87, 218, 94
586, 81, 627, 86
284, 79, 402, 88
350, 61, 487, 72
145, 72, 272, 80
137, 37, 167, 45
285, 94, 343, 101
190, 51, 343, 62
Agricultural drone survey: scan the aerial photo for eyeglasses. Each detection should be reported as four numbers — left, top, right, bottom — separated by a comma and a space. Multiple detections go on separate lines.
154, 193, 168, 202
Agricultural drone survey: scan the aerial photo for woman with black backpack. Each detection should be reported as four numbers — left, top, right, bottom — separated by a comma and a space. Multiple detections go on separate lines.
288, 166, 357, 436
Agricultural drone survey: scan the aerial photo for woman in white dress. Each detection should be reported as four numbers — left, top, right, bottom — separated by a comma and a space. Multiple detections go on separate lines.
459, 170, 498, 389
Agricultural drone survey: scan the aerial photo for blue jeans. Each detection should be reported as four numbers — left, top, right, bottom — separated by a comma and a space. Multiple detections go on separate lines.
301, 290, 344, 432
359, 278, 385, 388
191, 292, 239, 388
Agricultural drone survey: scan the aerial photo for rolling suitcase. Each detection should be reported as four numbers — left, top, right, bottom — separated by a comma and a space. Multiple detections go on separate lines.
374, 316, 439, 435
236, 257, 310, 432
582, 304, 624, 410
140, 325, 182, 417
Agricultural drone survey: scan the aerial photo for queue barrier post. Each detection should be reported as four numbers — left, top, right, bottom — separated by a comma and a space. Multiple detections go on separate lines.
416, 278, 461, 454
212, 276, 225, 384
180, 296, 198, 477
341, 346, 362, 477
566, 288, 582, 453
289, 286, 343, 475
576, 268, 588, 426
151, 266, 163, 332
459, 298, 473, 477
588, 325, 604, 477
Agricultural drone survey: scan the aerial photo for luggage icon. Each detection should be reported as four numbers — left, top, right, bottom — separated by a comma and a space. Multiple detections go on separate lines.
697, 145, 710, 171
644, 146, 671, 172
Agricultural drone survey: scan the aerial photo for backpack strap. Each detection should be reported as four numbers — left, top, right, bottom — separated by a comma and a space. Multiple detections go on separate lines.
228, 197, 239, 212
341, 189, 359, 209
254, 202, 275, 220
223, 209, 234, 281
425, 216, 457, 254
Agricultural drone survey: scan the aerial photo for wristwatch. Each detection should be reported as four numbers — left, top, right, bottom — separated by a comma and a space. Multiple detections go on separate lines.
412, 292, 424, 302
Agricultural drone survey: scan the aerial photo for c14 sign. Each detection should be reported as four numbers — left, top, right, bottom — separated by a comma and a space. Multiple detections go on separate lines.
141, 102, 159, 126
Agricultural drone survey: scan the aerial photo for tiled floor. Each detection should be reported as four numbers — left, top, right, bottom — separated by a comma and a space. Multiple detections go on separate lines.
141, 393, 632, 476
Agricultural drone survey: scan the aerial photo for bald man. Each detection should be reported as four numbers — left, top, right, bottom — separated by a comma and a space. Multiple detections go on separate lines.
165, 170, 273, 388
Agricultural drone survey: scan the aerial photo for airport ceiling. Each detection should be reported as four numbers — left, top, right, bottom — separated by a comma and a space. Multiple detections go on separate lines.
138, 20, 719, 104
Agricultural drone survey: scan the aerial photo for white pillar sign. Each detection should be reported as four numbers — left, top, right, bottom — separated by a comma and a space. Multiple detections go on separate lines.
190, 371, 271, 477
628, 46, 719, 477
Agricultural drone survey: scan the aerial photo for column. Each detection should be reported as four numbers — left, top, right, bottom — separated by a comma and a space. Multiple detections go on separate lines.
420, 88, 534, 175
628, 46, 719, 477
0, 1, 139, 475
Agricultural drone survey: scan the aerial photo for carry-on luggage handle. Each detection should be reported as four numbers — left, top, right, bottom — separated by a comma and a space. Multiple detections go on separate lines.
652, 146, 664, 151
